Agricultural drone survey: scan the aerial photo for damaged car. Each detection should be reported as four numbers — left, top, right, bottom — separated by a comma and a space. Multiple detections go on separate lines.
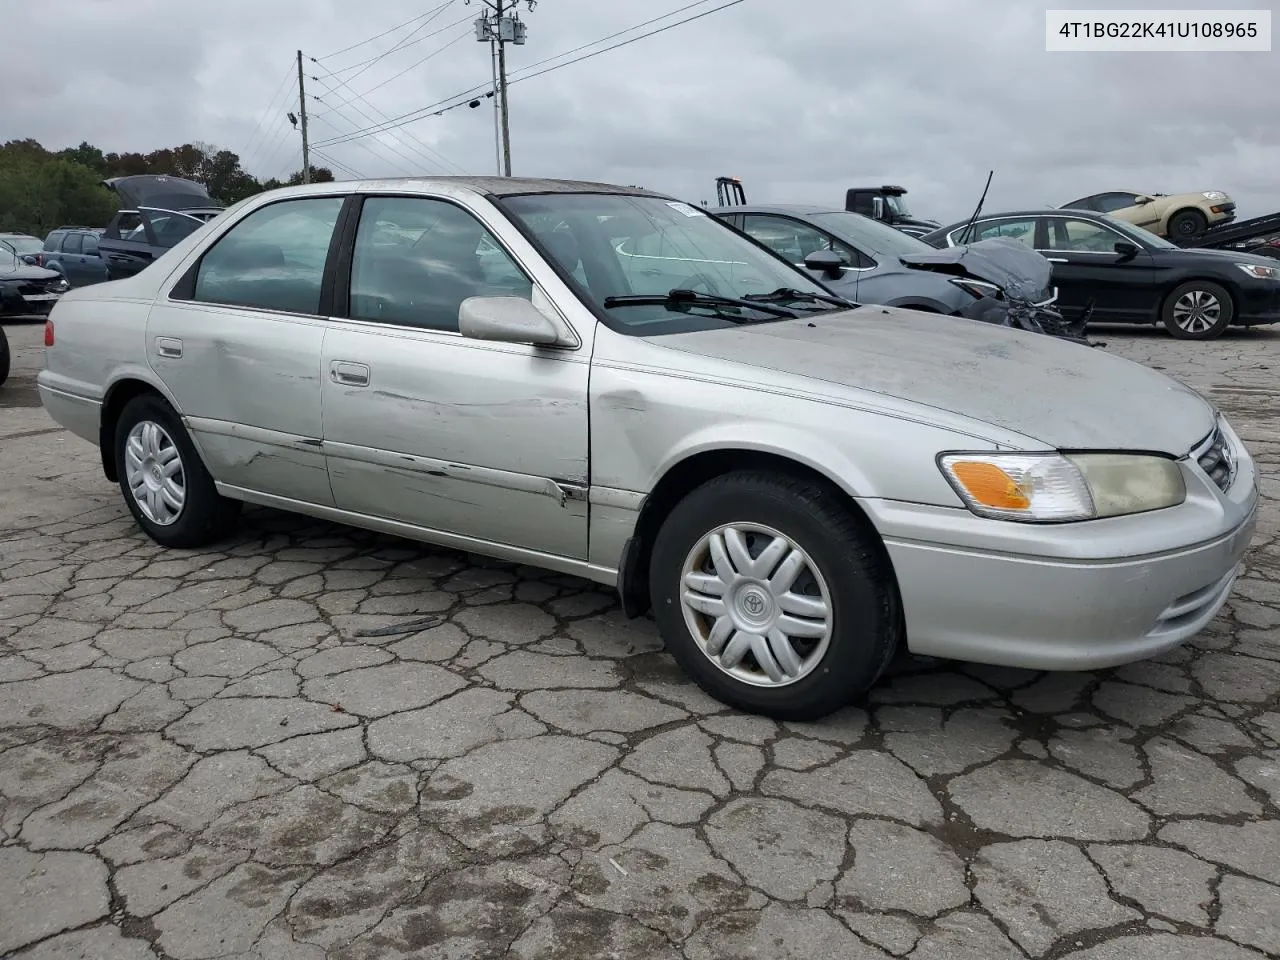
39, 177, 1257, 720
99, 174, 224, 281
711, 203, 1086, 341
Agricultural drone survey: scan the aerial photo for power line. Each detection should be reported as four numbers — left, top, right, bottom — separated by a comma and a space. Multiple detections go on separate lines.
309, 70, 466, 175
315, 6, 444, 61
337, 0, 458, 87
311, 0, 749, 149
310, 148, 366, 180
310, 90, 455, 176
328, 13, 473, 75
308, 110, 421, 177
241, 67, 297, 165
318, 29, 471, 111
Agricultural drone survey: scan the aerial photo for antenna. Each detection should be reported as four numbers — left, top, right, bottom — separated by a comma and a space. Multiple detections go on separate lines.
958, 170, 994, 245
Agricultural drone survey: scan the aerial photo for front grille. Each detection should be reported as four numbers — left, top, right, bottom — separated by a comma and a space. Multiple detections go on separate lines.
17, 278, 59, 296
1195, 426, 1235, 492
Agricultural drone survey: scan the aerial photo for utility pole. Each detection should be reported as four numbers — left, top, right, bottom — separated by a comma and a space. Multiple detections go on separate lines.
490, 39, 502, 175
472, 0, 533, 177
296, 49, 311, 184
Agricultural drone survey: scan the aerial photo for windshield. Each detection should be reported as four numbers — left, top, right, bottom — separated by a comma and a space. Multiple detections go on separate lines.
2, 236, 44, 255
1099, 213, 1177, 249
0, 243, 17, 271
885, 194, 911, 217
501, 193, 840, 335
808, 210, 932, 258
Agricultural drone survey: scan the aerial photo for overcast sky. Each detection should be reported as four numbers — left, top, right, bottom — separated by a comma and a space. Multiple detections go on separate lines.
6, 0, 1278, 223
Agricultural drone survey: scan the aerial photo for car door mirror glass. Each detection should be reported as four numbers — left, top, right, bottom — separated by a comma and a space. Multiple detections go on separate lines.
459, 296, 563, 346
803, 249, 844, 278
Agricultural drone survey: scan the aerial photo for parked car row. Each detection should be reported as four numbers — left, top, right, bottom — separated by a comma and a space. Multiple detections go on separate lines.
37, 176, 1259, 719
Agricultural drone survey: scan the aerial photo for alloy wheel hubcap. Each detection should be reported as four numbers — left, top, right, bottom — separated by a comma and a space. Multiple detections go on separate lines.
124, 420, 186, 526
1172, 290, 1221, 334
679, 522, 833, 688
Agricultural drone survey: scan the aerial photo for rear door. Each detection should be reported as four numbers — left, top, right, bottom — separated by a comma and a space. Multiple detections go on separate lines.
148, 193, 349, 505
1038, 216, 1157, 322
79, 232, 109, 285
59, 233, 86, 284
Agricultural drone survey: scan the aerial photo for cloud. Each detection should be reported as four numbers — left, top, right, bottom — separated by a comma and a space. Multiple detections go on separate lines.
5, 0, 1277, 221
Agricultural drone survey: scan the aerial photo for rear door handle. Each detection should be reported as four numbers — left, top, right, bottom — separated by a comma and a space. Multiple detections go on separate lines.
330, 360, 370, 387
1045, 257, 1069, 263
156, 337, 183, 359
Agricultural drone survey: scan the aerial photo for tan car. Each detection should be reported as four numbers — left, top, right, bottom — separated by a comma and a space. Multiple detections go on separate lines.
1060, 190, 1236, 241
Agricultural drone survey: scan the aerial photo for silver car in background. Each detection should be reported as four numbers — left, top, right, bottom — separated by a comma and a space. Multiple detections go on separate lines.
38, 177, 1258, 720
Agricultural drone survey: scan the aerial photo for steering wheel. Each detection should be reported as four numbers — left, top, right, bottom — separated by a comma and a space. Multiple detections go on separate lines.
670, 272, 724, 295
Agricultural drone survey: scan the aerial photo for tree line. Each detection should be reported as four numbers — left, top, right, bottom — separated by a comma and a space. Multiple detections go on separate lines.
0, 139, 334, 238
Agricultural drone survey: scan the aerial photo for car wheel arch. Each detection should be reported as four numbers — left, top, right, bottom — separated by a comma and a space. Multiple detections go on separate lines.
616, 447, 898, 619
98, 375, 185, 481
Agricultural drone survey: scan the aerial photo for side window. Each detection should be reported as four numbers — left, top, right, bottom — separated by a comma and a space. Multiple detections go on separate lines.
1095, 193, 1138, 214
193, 196, 344, 315
115, 213, 143, 240
1047, 218, 1123, 253
82, 233, 100, 256
44, 231, 64, 252
742, 215, 839, 264
951, 219, 1036, 246
61, 234, 84, 254
347, 195, 533, 332
148, 212, 206, 249
1061, 196, 1098, 212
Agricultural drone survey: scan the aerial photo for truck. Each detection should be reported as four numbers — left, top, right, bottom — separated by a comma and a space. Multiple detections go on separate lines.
1169, 208, 1280, 259
844, 185, 940, 239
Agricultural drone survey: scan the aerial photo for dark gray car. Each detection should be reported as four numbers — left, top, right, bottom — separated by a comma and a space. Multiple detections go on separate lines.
710, 203, 1004, 317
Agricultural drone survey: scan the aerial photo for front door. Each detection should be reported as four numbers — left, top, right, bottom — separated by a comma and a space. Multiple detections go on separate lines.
320, 193, 590, 560
1038, 216, 1157, 323
147, 193, 348, 505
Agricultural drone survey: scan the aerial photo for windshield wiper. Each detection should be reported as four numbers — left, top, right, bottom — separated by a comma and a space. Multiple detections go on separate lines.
743, 287, 854, 310
602, 288, 799, 320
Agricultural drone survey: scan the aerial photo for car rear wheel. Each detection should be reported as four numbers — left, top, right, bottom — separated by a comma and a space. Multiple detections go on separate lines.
114, 394, 241, 548
649, 470, 900, 720
0, 330, 9, 386
1162, 280, 1233, 340
1167, 209, 1207, 240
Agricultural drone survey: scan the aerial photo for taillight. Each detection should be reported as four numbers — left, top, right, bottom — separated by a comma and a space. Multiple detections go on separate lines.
44, 320, 54, 347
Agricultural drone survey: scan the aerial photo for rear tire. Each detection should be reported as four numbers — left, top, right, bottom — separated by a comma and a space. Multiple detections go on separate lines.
1167, 209, 1207, 241
649, 470, 900, 720
113, 394, 241, 548
0, 330, 9, 387
1161, 280, 1233, 340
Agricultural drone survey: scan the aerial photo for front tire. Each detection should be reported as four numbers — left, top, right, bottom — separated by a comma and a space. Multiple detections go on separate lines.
114, 394, 241, 547
649, 471, 900, 720
1161, 280, 1233, 340
1167, 209, 1207, 241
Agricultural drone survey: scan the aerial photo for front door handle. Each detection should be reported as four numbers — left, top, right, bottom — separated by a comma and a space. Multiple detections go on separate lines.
156, 337, 183, 359
330, 360, 370, 387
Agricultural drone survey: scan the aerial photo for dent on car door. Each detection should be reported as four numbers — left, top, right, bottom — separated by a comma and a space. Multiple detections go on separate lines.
320, 194, 590, 560
149, 194, 348, 504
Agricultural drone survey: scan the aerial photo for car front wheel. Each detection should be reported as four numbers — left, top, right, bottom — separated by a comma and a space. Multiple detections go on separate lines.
1167, 209, 1207, 240
1162, 280, 1233, 339
649, 470, 900, 720
114, 393, 241, 548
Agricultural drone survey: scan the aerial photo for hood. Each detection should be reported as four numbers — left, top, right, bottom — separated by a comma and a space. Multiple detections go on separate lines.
655, 307, 1214, 455
103, 175, 223, 213
898, 237, 1052, 301
1175, 245, 1279, 268
0, 261, 61, 283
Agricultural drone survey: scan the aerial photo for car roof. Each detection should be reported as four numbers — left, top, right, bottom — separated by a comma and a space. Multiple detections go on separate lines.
706, 203, 845, 217
271, 176, 671, 201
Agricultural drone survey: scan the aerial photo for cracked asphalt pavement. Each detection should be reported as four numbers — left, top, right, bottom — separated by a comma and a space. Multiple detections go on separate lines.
1, 320, 1278, 959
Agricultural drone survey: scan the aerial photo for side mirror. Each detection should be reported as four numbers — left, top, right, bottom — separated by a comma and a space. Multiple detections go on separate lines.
1114, 240, 1140, 260
1133, 195, 1154, 205
459, 296, 564, 346
803, 249, 844, 278
871, 197, 889, 222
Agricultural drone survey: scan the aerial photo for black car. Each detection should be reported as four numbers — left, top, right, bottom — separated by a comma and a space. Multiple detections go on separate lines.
99, 175, 224, 281
0, 239, 68, 318
921, 209, 1280, 340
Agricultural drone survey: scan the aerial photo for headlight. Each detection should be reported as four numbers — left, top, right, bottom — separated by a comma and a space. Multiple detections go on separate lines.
52, 278, 69, 292
938, 452, 1185, 523
1236, 262, 1279, 281
1202, 191, 1228, 201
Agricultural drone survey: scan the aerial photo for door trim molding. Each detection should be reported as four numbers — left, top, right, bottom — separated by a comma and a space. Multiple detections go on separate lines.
183, 416, 323, 453
215, 482, 618, 586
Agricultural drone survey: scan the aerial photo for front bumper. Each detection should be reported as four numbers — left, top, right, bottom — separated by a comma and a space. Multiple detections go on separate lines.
1236, 280, 1280, 326
864, 429, 1259, 671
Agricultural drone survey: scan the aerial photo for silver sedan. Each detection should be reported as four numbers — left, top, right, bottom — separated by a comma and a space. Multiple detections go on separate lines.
37, 177, 1259, 720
